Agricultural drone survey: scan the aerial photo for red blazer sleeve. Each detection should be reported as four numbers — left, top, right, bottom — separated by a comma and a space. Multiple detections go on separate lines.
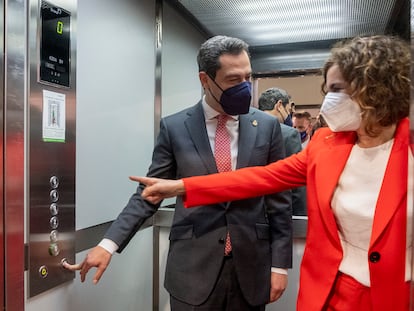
183, 145, 308, 208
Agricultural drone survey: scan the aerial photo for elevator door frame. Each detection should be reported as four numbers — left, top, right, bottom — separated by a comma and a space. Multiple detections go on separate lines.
3, 0, 26, 310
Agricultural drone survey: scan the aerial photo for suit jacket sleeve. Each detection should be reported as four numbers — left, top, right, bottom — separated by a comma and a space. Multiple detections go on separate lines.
105, 118, 176, 252
263, 120, 293, 268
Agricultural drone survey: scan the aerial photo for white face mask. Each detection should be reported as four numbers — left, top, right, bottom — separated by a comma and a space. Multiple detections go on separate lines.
320, 92, 362, 132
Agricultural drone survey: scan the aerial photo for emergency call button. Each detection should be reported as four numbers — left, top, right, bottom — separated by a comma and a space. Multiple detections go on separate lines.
39, 265, 48, 278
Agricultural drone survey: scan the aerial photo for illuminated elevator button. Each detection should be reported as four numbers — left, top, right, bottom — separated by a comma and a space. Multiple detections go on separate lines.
48, 243, 60, 256
39, 265, 48, 278
50, 216, 59, 229
50, 189, 59, 202
50, 230, 58, 242
49, 176, 60, 189
50, 203, 58, 216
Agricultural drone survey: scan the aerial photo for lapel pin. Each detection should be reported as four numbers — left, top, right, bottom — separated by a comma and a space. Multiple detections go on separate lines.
252, 120, 258, 127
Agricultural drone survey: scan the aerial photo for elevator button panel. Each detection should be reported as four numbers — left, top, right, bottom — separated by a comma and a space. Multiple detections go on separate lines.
29, 0, 76, 298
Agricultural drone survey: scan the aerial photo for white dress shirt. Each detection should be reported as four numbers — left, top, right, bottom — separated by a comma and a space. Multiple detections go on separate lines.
332, 139, 412, 285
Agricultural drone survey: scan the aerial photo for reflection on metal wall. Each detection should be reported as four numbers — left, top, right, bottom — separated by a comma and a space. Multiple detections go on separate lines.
4, 0, 25, 309
410, 1, 414, 308
27, 0, 77, 297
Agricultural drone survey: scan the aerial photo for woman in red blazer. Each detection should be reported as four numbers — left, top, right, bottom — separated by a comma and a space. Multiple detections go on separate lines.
134, 35, 411, 311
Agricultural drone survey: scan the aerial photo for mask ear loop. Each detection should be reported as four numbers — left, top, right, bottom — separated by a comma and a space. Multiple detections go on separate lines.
207, 74, 225, 92
206, 74, 224, 105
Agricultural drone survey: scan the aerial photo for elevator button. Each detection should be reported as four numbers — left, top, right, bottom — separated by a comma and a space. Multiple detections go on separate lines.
50, 203, 58, 216
50, 216, 59, 229
60, 258, 68, 267
50, 176, 60, 189
50, 230, 58, 243
50, 189, 59, 202
48, 243, 60, 256
39, 266, 48, 278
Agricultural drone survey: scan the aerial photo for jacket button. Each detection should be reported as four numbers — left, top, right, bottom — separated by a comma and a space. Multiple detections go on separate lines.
218, 238, 225, 244
369, 251, 381, 263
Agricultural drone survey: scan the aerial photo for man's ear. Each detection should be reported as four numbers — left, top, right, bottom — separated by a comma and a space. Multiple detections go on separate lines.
199, 71, 209, 89
277, 101, 289, 120
275, 100, 283, 109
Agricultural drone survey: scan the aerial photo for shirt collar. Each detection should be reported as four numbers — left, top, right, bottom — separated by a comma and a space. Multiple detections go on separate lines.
201, 95, 239, 121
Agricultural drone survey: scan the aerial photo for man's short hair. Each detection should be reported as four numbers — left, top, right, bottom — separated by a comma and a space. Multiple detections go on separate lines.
258, 87, 290, 111
197, 35, 249, 79
293, 111, 312, 121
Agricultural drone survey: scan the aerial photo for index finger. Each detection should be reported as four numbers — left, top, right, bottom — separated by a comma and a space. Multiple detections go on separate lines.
129, 176, 146, 183
62, 260, 83, 271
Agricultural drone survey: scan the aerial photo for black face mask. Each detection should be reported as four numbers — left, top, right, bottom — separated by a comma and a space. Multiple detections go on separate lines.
209, 77, 252, 115
299, 130, 308, 141
284, 114, 293, 127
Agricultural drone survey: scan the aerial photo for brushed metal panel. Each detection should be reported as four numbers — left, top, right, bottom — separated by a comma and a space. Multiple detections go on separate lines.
4, 0, 25, 309
174, 0, 401, 46
28, 0, 76, 297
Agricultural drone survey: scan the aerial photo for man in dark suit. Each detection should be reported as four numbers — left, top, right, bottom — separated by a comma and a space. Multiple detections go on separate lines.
258, 87, 307, 215
65, 35, 292, 311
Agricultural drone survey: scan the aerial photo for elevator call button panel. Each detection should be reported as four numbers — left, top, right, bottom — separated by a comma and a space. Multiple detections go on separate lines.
29, 0, 76, 298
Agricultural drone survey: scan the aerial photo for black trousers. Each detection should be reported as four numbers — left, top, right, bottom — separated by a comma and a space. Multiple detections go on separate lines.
170, 256, 265, 311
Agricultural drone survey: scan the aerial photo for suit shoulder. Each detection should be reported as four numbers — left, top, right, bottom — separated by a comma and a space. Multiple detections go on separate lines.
249, 107, 278, 122
162, 103, 200, 123
280, 123, 297, 135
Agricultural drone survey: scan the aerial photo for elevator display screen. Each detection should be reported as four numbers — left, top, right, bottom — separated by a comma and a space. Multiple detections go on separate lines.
39, 1, 71, 87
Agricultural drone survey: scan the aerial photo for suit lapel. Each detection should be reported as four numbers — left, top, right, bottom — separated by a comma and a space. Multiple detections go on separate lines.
236, 110, 257, 168
370, 118, 409, 245
184, 102, 218, 174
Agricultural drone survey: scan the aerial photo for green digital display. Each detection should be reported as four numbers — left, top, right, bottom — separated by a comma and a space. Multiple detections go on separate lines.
39, 1, 71, 87
56, 21, 64, 34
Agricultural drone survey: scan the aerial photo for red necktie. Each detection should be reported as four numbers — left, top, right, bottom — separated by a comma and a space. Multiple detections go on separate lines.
214, 115, 232, 255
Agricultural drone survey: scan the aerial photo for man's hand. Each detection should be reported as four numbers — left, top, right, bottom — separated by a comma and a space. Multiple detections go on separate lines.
269, 272, 288, 302
62, 246, 112, 284
129, 176, 185, 204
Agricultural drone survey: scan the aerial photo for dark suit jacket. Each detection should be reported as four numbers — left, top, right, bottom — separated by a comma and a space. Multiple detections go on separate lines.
280, 124, 307, 215
104, 101, 292, 306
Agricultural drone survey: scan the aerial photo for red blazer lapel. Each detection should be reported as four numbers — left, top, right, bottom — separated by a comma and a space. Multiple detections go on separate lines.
312, 131, 357, 247
370, 118, 409, 245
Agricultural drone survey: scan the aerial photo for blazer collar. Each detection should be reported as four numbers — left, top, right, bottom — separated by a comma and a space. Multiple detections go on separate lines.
371, 118, 409, 245
316, 130, 357, 247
